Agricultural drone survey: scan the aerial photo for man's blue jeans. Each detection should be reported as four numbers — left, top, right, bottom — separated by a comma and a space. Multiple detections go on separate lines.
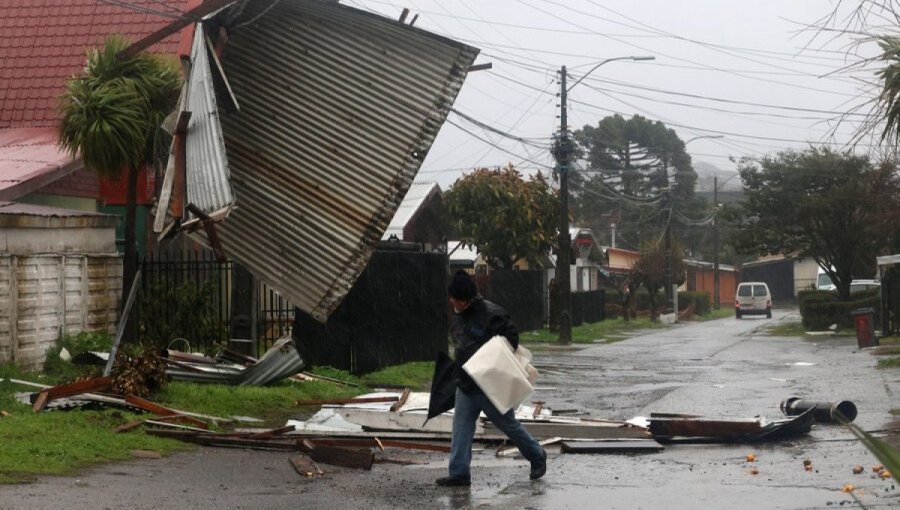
448, 388, 544, 478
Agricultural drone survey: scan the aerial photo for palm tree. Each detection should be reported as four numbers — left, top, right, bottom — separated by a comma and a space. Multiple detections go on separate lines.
58, 34, 182, 304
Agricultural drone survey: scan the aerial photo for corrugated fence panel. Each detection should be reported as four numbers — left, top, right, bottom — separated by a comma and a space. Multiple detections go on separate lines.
213, 1, 477, 322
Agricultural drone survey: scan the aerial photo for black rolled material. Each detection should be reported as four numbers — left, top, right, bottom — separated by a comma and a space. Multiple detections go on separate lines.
780, 396, 857, 423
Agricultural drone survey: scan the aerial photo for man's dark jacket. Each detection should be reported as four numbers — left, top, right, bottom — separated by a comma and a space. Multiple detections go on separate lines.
451, 296, 519, 395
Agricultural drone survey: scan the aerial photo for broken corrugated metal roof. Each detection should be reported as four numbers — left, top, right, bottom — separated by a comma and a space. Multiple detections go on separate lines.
178, 0, 478, 322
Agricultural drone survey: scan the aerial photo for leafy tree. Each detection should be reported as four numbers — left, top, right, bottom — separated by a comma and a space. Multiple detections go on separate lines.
628, 238, 686, 321
727, 147, 900, 301
571, 114, 698, 250
445, 165, 559, 269
58, 35, 182, 302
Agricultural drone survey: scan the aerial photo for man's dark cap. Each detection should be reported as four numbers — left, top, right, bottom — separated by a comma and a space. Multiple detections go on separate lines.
448, 270, 477, 300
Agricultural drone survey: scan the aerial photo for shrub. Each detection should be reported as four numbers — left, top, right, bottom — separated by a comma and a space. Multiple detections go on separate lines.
679, 291, 711, 316
802, 294, 880, 331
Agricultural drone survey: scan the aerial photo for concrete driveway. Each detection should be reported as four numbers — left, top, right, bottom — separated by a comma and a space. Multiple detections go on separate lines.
1, 310, 897, 510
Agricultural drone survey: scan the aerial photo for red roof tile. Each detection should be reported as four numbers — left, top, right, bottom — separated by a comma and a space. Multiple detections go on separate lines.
0, 0, 193, 129
0, 127, 84, 200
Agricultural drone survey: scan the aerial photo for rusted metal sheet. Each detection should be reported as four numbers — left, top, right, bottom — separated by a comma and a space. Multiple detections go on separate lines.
187, 0, 478, 322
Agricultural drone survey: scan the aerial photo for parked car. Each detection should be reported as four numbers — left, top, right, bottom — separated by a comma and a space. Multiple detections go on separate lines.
735, 282, 772, 319
849, 279, 880, 294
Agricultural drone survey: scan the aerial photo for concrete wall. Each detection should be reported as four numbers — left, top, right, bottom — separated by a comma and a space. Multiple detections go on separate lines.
0, 254, 121, 370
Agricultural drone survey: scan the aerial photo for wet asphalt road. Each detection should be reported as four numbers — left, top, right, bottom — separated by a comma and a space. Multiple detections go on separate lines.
1, 310, 898, 510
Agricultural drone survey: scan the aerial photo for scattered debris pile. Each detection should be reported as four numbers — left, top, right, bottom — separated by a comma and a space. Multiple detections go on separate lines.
160, 337, 305, 386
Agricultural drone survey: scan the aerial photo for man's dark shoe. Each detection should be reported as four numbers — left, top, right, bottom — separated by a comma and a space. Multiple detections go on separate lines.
530, 449, 547, 480
436, 476, 471, 487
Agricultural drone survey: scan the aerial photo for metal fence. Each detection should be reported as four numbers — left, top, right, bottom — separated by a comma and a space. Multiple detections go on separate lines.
138, 247, 295, 355
293, 249, 449, 374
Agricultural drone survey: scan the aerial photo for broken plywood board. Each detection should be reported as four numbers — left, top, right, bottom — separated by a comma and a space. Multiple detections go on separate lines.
559, 439, 664, 454
300, 440, 374, 470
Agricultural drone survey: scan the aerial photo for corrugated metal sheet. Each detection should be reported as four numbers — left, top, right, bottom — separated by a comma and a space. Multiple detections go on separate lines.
184, 23, 235, 216
188, 0, 477, 322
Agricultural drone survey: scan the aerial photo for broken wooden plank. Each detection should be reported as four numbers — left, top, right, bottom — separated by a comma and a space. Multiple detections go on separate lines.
648, 417, 762, 440
247, 426, 297, 439
145, 429, 299, 450
559, 439, 664, 454
31, 391, 50, 413
374, 456, 427, 466
307, 438, 450, 453
389, 388, 411, 412
144, 420, 211, 433
32, 376, 113, 412
295, 396, 399, 406
114, 420, 144, 433
497, 437, 562, 457
485, 420, 651, 440
289, 455, 324, 477
300, 440, 374, 470
124, 395, 209, 429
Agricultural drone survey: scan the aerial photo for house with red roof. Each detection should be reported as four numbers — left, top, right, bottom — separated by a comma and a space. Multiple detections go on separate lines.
0, 0, 199, 253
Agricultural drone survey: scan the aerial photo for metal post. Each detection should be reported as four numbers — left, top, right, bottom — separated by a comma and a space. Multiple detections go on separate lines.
713, 176, 720, 309
556, 66, 572, 344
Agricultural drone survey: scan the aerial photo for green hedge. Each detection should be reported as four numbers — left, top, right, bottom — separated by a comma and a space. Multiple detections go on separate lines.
678, 291, 711, 316
801, 291, 880, 331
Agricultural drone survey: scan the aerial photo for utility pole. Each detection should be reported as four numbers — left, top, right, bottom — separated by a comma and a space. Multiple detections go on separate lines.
713, 176, 720, 309
551, 57, 654, 343
552, 65, 573, 345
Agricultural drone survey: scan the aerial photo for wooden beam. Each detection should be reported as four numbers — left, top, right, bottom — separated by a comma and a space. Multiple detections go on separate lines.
559, 439, 664, 454
118, 0, 238, 59
295, 396, 399, 406
389, 388, 410, 412
124, 395, 209, 429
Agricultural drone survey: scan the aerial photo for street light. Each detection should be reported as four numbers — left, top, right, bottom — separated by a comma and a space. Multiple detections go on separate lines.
552, 55, 655, 345
665, 134, 725, 312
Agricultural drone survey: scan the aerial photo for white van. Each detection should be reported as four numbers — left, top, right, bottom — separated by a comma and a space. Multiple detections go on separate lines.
735, 282, 772, 319
816, 267, 835, 291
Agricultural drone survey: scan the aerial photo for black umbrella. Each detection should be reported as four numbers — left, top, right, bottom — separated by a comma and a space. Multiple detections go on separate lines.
424, 350, 457, 426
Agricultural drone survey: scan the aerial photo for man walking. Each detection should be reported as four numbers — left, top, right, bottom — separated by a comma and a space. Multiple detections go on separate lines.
436, 270, 547, 487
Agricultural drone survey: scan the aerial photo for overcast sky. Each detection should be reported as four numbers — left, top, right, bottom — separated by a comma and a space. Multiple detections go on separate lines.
347, 0, 885, 188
